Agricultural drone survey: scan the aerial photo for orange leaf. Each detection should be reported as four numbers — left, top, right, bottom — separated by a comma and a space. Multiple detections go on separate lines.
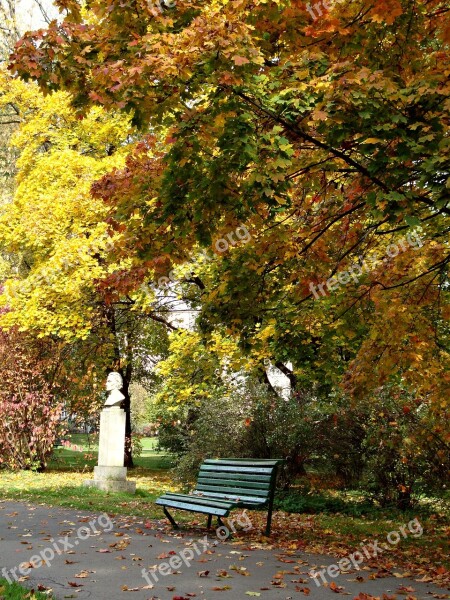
232, 55, 249, 66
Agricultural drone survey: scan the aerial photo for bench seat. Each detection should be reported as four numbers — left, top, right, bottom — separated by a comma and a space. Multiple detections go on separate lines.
156, 492, 237, 516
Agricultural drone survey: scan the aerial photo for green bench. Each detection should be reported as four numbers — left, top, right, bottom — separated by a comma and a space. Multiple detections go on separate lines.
156, 458, 283, 536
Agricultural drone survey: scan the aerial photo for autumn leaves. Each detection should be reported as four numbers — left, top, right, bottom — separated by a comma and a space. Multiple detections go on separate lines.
305, 0, 347, 22
311, 518, 424, 587
309, 230, 424, 301
2, 0, 449, 492
146, 224, 252, 293
142, 510, 253, 586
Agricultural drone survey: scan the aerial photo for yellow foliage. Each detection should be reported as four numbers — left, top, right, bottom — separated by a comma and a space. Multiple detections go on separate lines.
0, 70, 132, 339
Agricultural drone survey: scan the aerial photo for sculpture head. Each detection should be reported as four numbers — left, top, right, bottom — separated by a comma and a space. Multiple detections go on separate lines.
106, 371, 123, 392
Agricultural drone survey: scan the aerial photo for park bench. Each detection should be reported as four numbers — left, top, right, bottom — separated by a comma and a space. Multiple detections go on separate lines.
156, 458, 283, 536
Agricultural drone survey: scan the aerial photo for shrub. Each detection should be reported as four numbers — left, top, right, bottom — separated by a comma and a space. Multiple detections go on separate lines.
136, 423, 159, 437
155, 368, 449, 507
359, 387, 449, 508
156, 378, 329, 486
131, 433, 143, 458
0, 395, 62, 471
0, 326, 63, 471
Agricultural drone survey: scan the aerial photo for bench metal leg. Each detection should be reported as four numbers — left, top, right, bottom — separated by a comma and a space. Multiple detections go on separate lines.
265, 494, 275, 536
163, 507, 179, 529
207, 514, 212, 529
217, 516, 233, 539
264, 464, 278, 536
265, 510, 273, 536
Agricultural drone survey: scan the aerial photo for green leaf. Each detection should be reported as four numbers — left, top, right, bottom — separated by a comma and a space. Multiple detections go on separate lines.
405, 215, 421, 227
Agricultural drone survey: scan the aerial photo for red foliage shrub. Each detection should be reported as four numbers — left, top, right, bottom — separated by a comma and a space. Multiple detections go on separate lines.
0, 325, 63, 470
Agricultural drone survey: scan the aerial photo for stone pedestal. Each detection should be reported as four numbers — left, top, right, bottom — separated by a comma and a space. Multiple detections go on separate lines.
84, 407, 136, 494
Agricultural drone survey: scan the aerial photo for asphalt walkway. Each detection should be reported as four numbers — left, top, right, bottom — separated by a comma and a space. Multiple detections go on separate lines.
0, 501, 447, 599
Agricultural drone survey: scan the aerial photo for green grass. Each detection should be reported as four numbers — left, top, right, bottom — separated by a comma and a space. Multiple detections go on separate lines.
0, 435, 180, 518
0, 579, 54, 599
275, 487, 450, 518
49, 434, 174, 471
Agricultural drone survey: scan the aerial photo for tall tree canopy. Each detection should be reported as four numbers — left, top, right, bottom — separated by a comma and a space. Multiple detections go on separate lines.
0, 67, 173, 464
8, 0, 450, 419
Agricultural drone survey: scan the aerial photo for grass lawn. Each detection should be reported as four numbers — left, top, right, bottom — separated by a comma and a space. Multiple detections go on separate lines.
50, 434, 174, 471
0, 435, 448, 584
0, 435, 180, 518
0, 579, 53, 599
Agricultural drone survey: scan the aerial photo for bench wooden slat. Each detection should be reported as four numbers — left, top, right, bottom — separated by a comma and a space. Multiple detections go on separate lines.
156, 499, 231, 516
197, 472, 272, 483
157, 493, 235, 510
196, 476, 271, 489
195, 490, 268, 504
195, 486, 269, 498
203, 459, 280, 467
199, 464, 274, 474
195, 484, 269, 498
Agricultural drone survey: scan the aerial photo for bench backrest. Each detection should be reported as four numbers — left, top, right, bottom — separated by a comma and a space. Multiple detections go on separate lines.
194, 458, 282, 505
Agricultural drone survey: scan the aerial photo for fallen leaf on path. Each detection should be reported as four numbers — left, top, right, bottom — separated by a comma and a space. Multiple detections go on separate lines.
211, 585, 232, 590
330, 581, 345, 593
74, 570, 92, 578
121, 585, 140, 591
295, 587, 310, 595
230, 564, 249, 575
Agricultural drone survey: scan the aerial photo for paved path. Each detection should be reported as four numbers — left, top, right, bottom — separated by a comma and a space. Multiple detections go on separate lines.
0, 501, 447, 599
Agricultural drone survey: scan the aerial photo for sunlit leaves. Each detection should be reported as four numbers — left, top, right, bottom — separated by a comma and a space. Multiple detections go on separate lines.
0, 72, 132, 339
6, 0, 450, 431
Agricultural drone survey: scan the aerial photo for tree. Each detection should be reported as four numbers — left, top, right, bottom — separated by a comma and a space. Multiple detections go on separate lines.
0, 68, 174, 466
0, 0, 21, 207
8, 0, 449, 456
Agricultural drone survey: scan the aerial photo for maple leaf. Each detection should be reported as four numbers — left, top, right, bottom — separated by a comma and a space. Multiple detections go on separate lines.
330, 581, 345, 593
232, 55, 250, 66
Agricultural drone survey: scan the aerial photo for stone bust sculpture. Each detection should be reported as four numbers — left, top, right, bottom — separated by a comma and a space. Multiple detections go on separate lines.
104, 371, 125, 407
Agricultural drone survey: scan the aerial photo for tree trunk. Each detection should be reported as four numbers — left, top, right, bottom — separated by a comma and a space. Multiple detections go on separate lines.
274, 361, 297, 391
120, 363, 134, 468
396, 487, 413, 510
